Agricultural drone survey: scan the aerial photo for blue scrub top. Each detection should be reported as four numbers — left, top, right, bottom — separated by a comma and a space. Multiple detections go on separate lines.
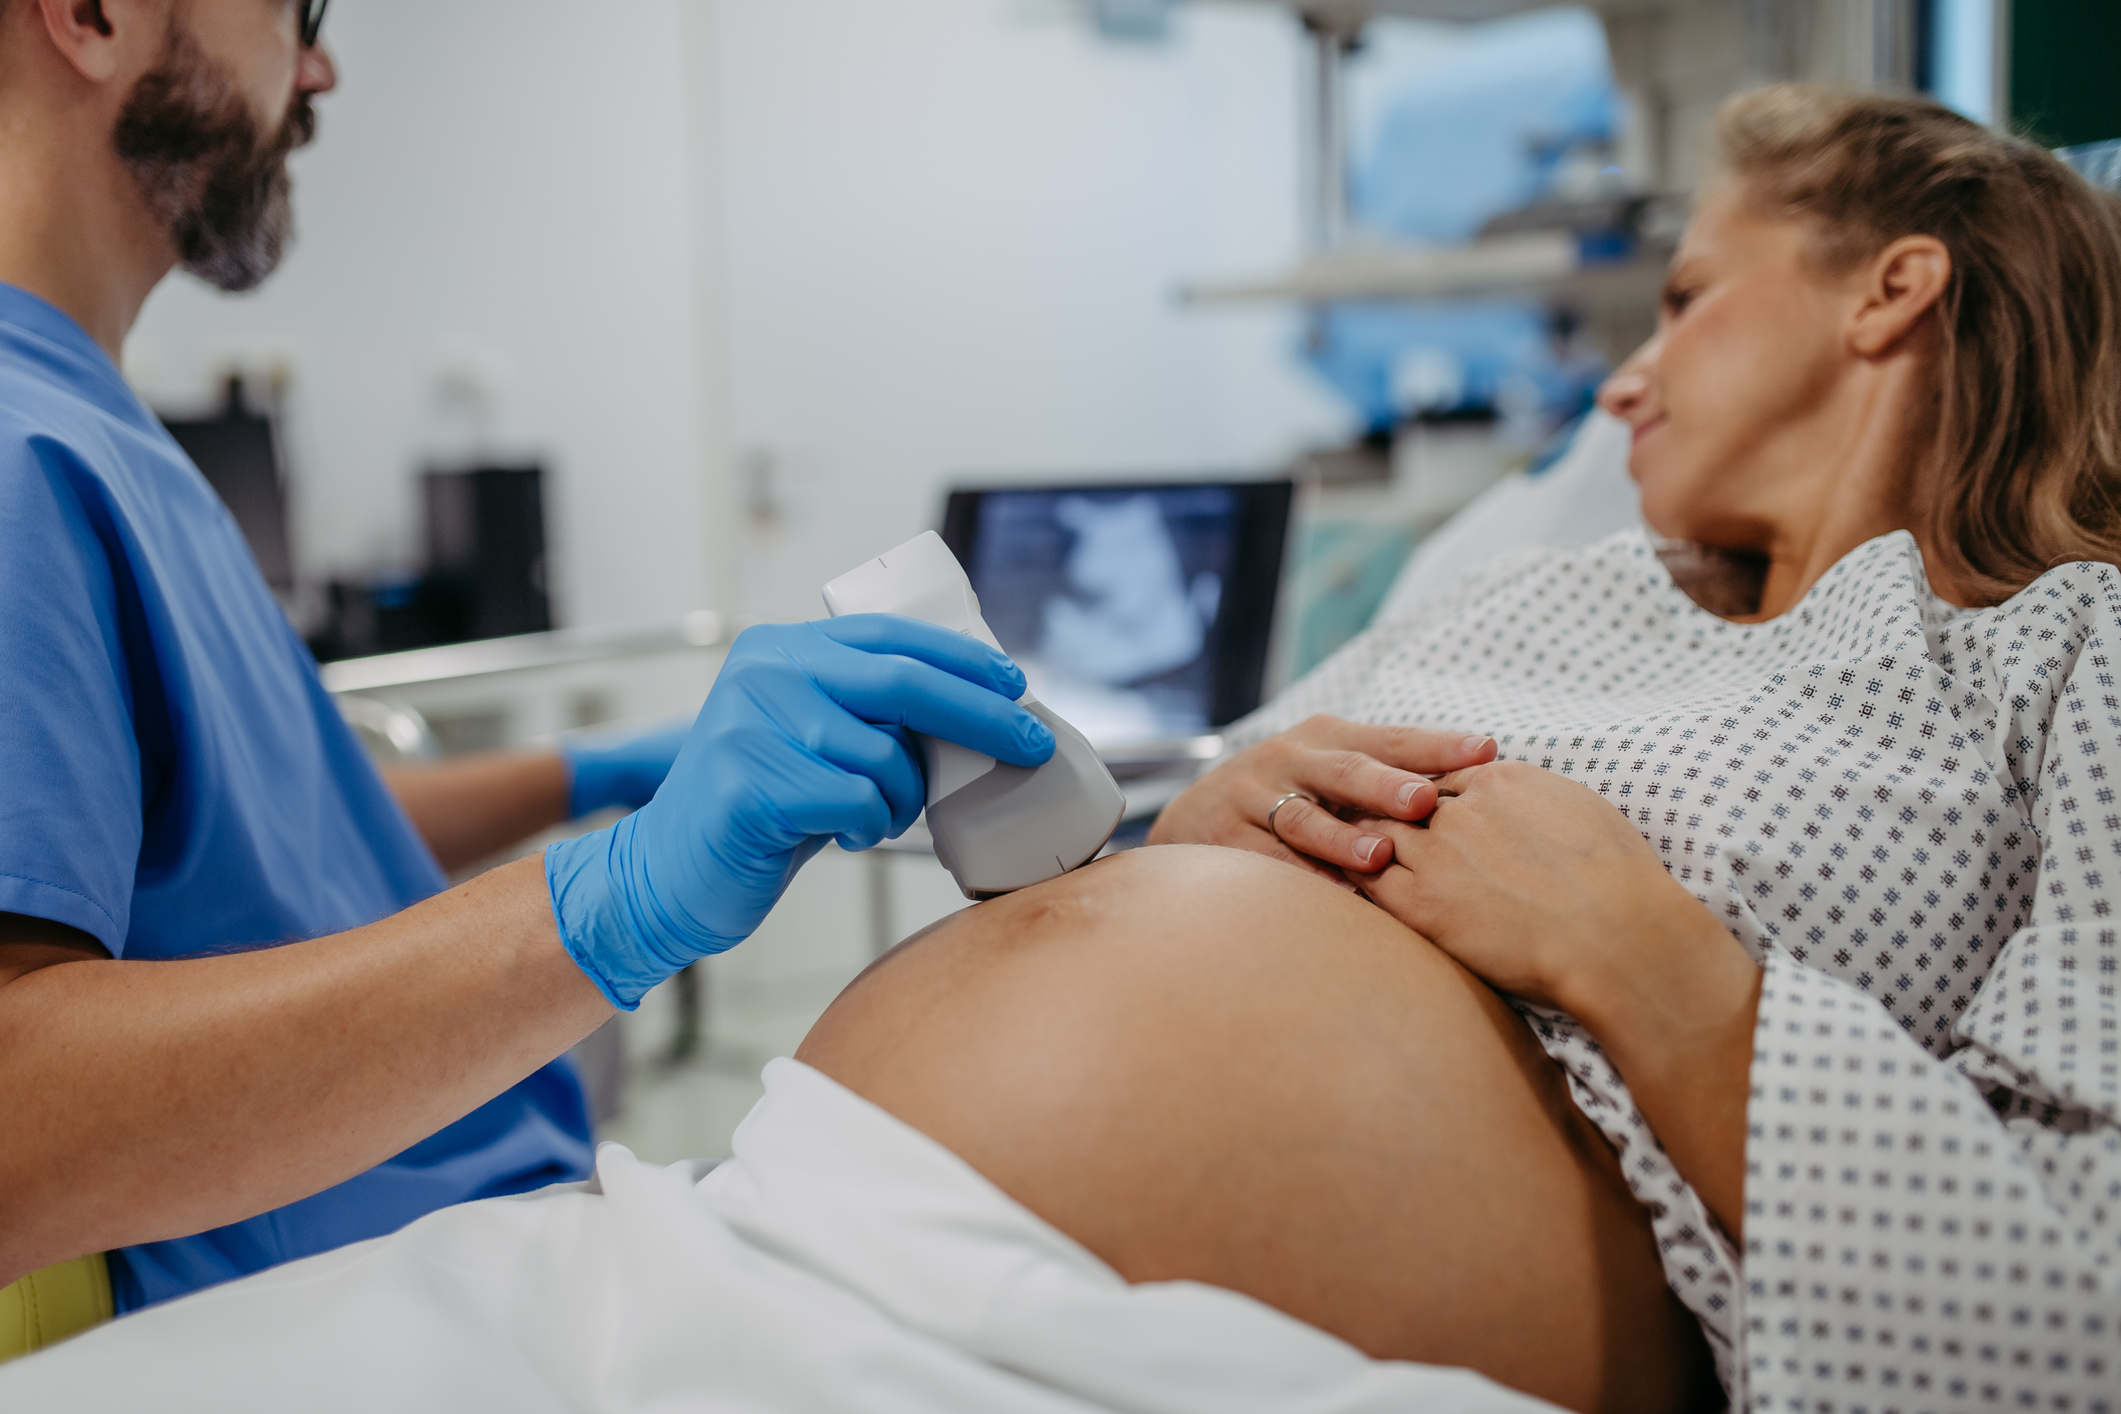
0, 284, 593, 1311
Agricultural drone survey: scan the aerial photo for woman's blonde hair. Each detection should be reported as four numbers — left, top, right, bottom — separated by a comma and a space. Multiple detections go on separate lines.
1715, 84, 2121, 605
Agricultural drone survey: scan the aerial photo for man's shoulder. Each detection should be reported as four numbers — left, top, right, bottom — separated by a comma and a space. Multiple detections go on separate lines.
0, 373, 119, 529
0, 344, 202, 522
0, 308, 166, 432
0, 348, 136, 460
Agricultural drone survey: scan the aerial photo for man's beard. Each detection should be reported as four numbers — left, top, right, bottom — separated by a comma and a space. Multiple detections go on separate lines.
113, 24, 317, 293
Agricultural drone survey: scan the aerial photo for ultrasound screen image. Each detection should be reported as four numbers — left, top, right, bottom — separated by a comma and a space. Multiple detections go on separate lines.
963, 485, 1241, 743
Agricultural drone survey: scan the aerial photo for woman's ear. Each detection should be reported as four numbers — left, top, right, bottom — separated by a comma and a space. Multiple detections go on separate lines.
1847, 235, 1952, 358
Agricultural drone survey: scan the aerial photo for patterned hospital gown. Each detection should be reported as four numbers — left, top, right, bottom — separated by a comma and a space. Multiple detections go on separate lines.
1227, 528, 2120, 1410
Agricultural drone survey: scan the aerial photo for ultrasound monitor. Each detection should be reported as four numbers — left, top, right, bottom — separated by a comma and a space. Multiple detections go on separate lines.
940, 479, 1294, 745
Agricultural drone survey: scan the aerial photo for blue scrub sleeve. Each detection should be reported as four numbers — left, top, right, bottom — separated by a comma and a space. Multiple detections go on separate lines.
0, 439, 147, 952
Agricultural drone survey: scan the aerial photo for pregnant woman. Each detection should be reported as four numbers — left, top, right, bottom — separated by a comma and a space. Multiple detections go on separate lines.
814, 83, 2121, 1409
9, 84, 2118, 1414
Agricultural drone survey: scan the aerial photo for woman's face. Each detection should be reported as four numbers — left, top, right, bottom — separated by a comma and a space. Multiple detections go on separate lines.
1597, 182, 1857, 551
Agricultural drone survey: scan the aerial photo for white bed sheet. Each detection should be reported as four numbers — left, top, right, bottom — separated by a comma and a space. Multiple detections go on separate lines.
2, 1058, 1559, 1413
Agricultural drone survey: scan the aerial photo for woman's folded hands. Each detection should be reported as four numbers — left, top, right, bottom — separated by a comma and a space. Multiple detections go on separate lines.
1145, 715, 1496, 881
1339, 759, 1762, 1240
1338, 762, 1725, 1013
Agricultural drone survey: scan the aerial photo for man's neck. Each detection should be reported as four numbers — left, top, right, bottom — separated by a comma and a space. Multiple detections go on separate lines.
0, 95, 175, 360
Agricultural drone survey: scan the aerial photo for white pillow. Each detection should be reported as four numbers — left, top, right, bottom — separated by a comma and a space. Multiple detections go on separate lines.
1373, 409, 1639, 622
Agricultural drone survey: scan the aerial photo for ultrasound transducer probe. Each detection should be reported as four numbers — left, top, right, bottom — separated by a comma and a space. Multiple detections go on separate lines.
823, 532, 1126, 899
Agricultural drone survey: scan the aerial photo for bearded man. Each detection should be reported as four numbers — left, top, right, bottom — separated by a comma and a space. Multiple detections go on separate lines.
0, 0, 1055, 1360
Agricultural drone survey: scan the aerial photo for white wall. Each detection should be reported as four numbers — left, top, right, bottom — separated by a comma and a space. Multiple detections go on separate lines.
125, 0, 727, 630
711, 0, 1354, 623
125, 0, 1355, 634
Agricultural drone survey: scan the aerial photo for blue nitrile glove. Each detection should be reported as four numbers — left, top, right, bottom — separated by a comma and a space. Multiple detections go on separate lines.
544, 616, 1056, 1009
559, 723, 691, 817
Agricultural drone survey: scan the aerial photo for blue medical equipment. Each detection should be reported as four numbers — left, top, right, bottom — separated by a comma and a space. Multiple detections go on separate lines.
1303, 9, 1622, 431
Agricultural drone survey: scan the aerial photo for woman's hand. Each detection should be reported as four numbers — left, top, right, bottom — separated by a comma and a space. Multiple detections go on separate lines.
1343, 760, 1726, 1011
1146, 716, 1496, 881
1346, 759, 1761, 1239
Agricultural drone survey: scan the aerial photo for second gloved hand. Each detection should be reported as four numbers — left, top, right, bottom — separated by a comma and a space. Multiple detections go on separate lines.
560, 723, 691, 817
544, 616, 1056, 1009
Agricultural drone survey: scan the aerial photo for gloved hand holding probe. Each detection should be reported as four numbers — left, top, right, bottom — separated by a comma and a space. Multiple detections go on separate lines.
544, 616, 1056, 1008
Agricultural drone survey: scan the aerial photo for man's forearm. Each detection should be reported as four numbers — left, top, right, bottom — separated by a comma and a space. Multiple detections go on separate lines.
0, 854, 612, 1284
382, 753, 573, 872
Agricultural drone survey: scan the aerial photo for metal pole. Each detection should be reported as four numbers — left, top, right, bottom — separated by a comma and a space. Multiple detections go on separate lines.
1872, 0, 1917, 90
866, 848, 897, 959
1301, 13, 1361, 254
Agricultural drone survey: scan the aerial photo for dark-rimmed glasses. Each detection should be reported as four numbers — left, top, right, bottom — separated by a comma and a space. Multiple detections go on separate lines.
299, 0, 328, 47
